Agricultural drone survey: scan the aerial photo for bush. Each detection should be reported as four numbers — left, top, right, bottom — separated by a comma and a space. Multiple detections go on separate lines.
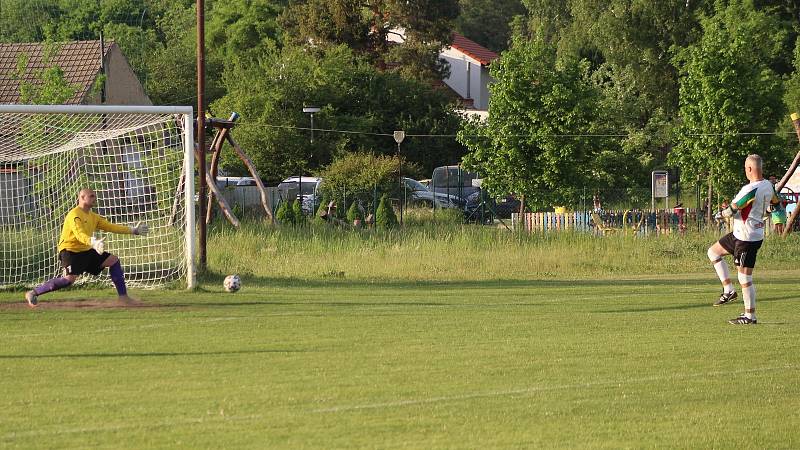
347, 201, 363, 224
318, 153, 422, 210
275, 199, 294, 225
376, 194, 398, 228
292, 200, 306, 226
315, 195, 331, 224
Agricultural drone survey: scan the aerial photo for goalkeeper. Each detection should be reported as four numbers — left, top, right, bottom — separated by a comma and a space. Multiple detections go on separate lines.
24, 189, 149, 308
707, 155, 780, 324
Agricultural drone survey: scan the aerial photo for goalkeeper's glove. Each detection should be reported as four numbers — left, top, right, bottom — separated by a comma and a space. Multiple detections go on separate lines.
131, 222, 149, 236
90, 236, 105, 254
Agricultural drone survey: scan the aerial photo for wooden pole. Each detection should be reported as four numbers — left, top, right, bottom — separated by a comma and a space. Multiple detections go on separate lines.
226, 134, 275, 221
781, 112, 800, 236
205, 130, 226, 224
196, 0, 207, 269
776, 113, 800, 192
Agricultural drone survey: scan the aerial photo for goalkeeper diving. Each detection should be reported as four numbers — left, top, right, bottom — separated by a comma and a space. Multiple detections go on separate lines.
24, 188, 149, 308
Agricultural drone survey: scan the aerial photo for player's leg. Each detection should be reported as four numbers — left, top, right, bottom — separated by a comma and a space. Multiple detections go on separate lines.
708, 235, 736, 306
24, 251, 82, 308
728, 241, 761, 324
101, 254, 136, 303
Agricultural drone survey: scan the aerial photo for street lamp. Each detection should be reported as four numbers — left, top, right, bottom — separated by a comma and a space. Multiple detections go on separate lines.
302, 106, 321, 211
394, 130, 405, 226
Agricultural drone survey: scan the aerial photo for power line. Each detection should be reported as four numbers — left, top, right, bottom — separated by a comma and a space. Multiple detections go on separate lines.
226, 119, 797, 139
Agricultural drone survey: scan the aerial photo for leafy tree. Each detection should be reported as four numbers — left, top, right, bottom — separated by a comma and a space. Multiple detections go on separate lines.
211, 44, 460, 181
669, 0, 787, 198
782, 37, 800, 158
454, 0, 525, 52
281, 0, 459, 82
375, 194, 398, 228
458, 37, 602, 210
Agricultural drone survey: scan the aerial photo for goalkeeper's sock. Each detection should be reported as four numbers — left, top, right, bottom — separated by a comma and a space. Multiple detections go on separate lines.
33, 277, 72, 295
707, 248, 733, 293
738, 272, 756, 320
109, 261, 127, 296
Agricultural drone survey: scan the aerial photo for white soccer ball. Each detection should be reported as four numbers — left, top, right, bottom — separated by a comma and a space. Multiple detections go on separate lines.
223, 274, 241, 293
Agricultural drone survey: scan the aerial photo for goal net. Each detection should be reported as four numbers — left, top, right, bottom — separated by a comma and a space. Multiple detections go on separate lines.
0, 105, 195, 290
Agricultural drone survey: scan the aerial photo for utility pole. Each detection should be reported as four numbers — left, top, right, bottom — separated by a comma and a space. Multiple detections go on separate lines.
394, 131, 405, 226
196, 0, 207, 270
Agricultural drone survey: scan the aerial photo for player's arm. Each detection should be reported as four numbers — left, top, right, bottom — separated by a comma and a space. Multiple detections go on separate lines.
96, 216, 149, 235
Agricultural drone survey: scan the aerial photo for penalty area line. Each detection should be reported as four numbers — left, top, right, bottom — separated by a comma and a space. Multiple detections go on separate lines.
311, 364, 800, 413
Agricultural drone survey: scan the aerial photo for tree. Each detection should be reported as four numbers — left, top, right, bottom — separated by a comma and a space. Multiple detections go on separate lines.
669, 0, 788, 199
457, 37, 602, 210
375, 194, 398, 228
211, 44, 461, 181
280, 0, 459, 82
454, 0, 525, 52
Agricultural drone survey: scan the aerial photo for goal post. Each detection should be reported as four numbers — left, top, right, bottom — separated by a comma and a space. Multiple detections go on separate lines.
0, 105, 196, 290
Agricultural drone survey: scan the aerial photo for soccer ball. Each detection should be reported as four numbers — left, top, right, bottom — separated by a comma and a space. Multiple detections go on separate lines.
223, 274, 241, 293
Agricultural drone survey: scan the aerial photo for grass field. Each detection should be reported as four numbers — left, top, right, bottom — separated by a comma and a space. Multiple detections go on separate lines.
1, 225, 799, 448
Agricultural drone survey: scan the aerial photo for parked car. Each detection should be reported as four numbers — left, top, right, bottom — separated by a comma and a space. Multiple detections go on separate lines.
216, 176, 257, 187
429, 166, 479, 200
277, 176, 323, 213
464, 191, 521, 220
402, 177, 464, 209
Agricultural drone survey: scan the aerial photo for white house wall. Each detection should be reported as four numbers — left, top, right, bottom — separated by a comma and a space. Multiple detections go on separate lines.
441, 49, 492, 110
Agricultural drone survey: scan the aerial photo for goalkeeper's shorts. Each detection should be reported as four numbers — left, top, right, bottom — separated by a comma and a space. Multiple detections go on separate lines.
59, 249, 112, 276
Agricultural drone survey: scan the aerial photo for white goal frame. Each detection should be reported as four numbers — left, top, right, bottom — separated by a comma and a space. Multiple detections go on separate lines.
0, 104, 196, 289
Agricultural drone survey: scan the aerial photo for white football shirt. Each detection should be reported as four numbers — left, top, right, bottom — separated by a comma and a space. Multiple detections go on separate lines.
731, 179, 779, 241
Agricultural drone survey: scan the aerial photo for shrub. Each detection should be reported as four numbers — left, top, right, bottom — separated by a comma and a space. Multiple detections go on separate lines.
318, 153, 422, 209
292, 200, 306, 226
315, 195, 331, 224
347, 201, 363, 224
375, 194, 398, 228
275, 199, 294, 225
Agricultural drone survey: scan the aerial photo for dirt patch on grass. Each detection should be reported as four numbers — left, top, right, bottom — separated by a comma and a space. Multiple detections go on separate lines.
0, 299, 163, 310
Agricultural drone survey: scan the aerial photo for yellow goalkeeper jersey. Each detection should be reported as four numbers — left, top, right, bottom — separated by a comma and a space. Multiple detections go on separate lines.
57, 207, 132, 252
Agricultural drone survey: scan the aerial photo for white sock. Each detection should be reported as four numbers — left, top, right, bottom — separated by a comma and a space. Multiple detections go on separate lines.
708, 248, 733, 293
738, 272, 756, 319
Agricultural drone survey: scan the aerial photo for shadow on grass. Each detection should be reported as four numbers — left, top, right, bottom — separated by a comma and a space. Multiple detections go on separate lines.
595, 294, 798, 314
0, 348, 310, 360
194, 274, 800, 292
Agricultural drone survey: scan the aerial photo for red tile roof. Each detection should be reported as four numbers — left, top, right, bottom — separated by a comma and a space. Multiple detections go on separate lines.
450, 32, 498, 66
0, 40, 113, 104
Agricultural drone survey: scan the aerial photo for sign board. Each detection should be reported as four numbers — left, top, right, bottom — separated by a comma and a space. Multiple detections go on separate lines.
652, 171, 669, 198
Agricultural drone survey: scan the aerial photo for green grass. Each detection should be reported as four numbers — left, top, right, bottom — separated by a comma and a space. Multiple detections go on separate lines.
1, 225, 799, 448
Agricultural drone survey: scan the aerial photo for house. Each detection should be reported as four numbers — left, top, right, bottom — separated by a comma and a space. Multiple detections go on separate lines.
440, 32, 498, 115
387, 30, 498, 119
0, 40, 151, 105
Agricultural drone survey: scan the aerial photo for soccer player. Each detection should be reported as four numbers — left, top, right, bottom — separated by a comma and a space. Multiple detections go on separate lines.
24, 188, 149, 308
708, 154, 780, 324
